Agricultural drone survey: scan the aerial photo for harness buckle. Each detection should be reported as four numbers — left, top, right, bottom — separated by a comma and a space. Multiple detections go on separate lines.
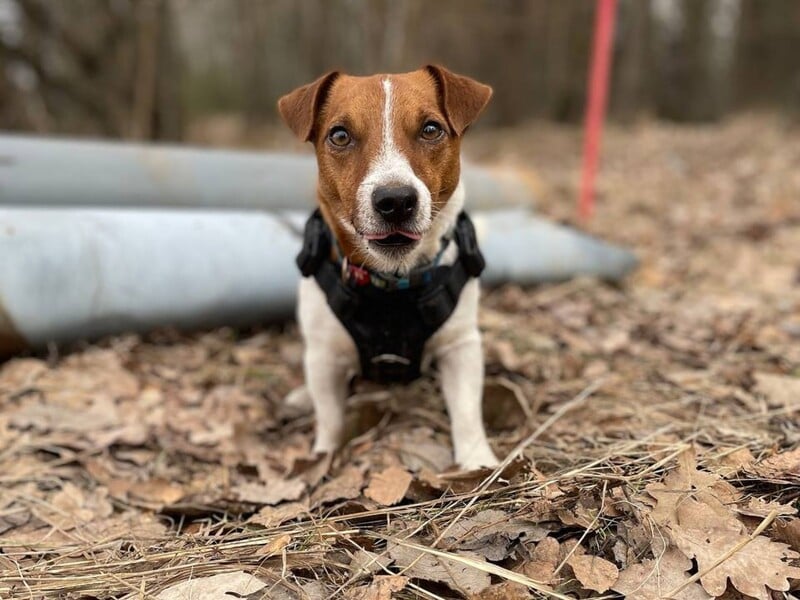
368, 353, 417, 383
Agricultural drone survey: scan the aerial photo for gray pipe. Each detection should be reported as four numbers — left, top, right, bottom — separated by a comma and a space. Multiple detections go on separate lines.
0, 208, 636, 354
0, 135, 532, 211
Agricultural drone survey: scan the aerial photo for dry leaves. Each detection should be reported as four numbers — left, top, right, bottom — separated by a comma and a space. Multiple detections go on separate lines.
248, 501, 308, 528
387, 541, 491, 595
311, 464, 365, 506
750, 447, 800, 482
754, 371, 800, 409
155, 571, 266, 600
614, 549, 712, 600
344, 575, 408, 600
443, 508, 548, 560
643, 450, 800, 600
522, 537, 561, 584
233, 477, 306, 506
364, 466, 413, 506
567, 554, 619, 593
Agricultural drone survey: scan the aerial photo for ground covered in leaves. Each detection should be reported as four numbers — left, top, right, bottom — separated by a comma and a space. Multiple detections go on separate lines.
1, 116, 800, 599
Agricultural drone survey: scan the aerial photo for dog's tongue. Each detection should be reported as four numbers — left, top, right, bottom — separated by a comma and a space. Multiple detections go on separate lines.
365, 231, 421, 241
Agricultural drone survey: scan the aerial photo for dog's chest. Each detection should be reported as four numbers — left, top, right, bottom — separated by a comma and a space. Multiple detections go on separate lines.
297, 274, 480, 380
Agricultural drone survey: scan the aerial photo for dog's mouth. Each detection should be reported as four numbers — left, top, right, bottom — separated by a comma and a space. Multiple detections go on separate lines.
364, 230, 421, 248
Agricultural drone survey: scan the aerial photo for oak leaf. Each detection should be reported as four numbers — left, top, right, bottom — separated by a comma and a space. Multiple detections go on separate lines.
670, 520, 800, 600
443, 509, 548, 560
567, 554, 619, 593
613, 549, 711, 600
156, 571, 266, 600
310, 465, 364, 507
522, 536, 560, 585
387, 541, 491, 595
364, 466, 412, 506
344, 575, 408, 600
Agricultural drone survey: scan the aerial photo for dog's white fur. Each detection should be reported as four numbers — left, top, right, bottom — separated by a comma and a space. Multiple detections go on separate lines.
291, 77, 498, 470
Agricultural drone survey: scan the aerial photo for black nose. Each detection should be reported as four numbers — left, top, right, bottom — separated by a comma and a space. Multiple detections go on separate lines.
371, 185, 417, 223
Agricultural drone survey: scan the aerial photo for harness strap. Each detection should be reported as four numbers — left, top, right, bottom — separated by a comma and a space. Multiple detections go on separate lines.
296, 209, 484, 383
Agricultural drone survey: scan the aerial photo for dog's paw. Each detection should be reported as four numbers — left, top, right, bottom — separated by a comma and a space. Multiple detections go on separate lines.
456, 444, 500, 471
312, 437, 340, 455
284, 386, 312, 411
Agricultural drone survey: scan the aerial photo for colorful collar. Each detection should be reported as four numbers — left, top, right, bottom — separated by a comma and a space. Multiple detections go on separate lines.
337, 238, 451, 291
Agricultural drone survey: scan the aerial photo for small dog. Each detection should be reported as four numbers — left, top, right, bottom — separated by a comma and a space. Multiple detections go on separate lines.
278, 65, 498, 469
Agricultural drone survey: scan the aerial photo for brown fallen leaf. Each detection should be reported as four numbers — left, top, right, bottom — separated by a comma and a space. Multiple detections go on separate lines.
522, 536, 560, 585
645, 449, 741, 530
387, 540, 491, 595
256, 533, 291, 556
155, 571, 266, 599
130, 478, 186, 508
471, 582, 532, 599
34, 483, 113, 531
248, 501, 308, 528
443, 509, 549, 560
773, 518, 800, 552
613, 548, 712, 600
233, 477, 305, 506
310, 465, 364, 507
737, 496, 797, 518
364, 466, 412, 506
395, 428, 453, 472
670, 518, 800, 600
754, 371, 800, 408
344, 575, 408, 600
298, 580, 329, 600
708, 447, 755, 476
350, 548, 393, 575
645, 453, 800, 600
567, 554, 619, 593
750, 447, 800, 482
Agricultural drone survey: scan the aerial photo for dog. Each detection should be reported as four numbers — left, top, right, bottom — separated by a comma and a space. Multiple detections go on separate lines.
278, 65, 498, 470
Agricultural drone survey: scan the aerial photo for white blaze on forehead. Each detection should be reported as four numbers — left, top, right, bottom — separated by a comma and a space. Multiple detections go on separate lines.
369, 76, 413, 180
380, 77, 398, 160
357, 77, 431, 215
352, 76, 438, 274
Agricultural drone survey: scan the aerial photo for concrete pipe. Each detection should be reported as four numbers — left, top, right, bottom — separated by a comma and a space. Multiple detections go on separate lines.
0, 135, 533, 211
0, 208, 636, 355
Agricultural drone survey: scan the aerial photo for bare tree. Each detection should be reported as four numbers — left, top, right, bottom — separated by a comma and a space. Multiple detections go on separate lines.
0, 0, 182, 139
2, 0, 799, 137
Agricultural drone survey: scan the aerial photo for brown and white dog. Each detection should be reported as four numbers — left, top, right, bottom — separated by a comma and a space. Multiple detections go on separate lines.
278, 65, 498, 469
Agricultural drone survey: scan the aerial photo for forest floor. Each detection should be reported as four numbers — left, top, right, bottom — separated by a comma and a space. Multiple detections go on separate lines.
1, 115, 800, 599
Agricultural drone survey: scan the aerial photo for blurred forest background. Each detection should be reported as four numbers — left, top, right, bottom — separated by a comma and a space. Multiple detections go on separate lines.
0, 0, 798, 142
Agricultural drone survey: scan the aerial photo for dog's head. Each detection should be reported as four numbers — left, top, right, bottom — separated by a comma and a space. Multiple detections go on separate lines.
278, 66, 491, 273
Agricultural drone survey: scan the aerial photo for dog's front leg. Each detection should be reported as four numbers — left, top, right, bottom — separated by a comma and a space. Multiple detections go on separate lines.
304, 347, 350, 454
438, 335, 499, 470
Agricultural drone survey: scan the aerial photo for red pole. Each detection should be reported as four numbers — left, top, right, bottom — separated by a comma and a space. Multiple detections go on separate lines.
579, 0, 617, 220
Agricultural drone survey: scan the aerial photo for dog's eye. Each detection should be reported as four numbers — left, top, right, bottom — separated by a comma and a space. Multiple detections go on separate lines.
328, 126, 351, 147
420, 121, 444, 141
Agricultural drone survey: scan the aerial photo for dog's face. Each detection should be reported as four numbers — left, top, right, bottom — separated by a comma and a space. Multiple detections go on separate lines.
279, 66, 491, 272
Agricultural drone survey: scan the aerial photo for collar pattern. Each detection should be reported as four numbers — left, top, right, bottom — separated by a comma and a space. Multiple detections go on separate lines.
338, 238, 451, 291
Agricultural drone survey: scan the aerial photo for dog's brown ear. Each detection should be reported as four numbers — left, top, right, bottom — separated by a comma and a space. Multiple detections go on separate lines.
426, 65, 492, 136
277, 71, 339, 142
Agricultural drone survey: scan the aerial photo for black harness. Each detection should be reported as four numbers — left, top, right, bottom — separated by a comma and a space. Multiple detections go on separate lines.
296, 210, 485, 383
